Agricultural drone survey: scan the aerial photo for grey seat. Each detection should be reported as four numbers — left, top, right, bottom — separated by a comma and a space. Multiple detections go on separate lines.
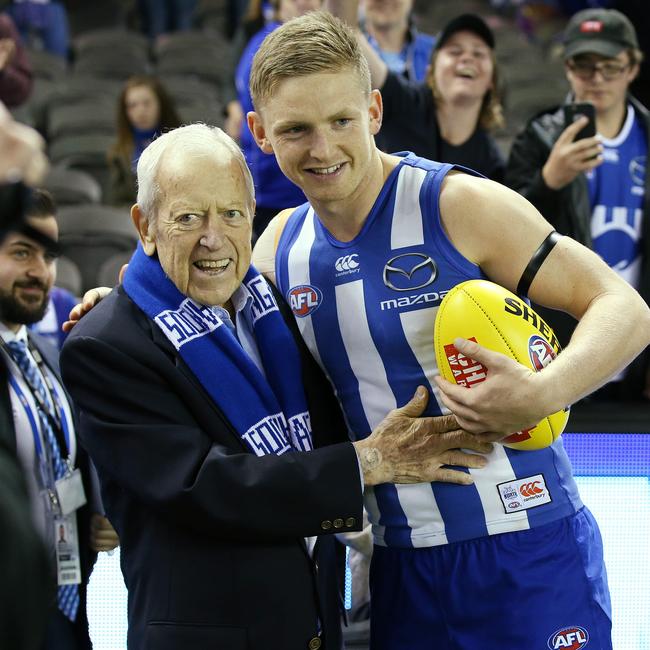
46, 100, 116, 141
73, 28, 150, 59
57, 204, 138, 293
43, 165, 102, 206
73, 48, 151, 79
26, 48, 68, 80
56, 256, 83, 297
154, 31, 231, 87
96, 250, 133, 288
48, 133, 115, 198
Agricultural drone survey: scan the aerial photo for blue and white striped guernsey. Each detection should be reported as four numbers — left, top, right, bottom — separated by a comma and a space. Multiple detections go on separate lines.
275, 153, 583, 549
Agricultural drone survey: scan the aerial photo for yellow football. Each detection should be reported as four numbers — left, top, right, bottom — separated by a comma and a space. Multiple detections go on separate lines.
434, 279, 569, 450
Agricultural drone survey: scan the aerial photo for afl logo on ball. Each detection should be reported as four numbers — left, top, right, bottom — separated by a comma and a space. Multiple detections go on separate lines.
528, 335, 556, 371
288, 285, 322, 318
548, 626, 589, 649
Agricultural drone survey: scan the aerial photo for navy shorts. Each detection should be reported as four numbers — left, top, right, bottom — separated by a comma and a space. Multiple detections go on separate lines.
369, 507, 611, 650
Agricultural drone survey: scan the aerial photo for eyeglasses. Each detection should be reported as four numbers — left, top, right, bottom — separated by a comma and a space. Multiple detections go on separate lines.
567, 60, 630, 81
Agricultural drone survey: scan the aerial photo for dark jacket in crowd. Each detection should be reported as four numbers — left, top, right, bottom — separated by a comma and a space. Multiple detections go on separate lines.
0, 13, 33, 107
504, 94, 650, 399
377, 71, 505, 182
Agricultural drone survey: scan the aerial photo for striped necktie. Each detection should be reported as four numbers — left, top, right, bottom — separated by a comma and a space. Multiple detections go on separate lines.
6, 339, 80, 622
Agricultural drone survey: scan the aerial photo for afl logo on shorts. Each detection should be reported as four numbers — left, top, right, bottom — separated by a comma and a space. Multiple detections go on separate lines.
547, 626, 589, 649
528, 335, 556, 371
288, 285, 322, 318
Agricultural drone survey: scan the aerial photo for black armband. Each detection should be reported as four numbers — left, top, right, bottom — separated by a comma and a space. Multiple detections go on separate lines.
516, 231, 563, 298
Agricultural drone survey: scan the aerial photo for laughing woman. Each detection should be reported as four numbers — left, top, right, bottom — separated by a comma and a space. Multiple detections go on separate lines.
330, 4, 506, 182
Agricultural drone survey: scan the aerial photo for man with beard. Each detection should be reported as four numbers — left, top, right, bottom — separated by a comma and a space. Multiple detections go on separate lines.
0, 189, 118, 650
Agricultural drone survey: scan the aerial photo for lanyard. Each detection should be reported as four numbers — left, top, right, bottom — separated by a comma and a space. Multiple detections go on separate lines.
2, 339, 72, 460
1, 337, 65, 432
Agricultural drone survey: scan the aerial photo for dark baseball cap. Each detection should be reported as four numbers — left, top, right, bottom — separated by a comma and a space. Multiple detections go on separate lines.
436, 14, 495, 51
563, 9, 638, 60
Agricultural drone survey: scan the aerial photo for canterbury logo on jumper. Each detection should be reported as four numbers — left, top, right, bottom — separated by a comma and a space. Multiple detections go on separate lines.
335, 254, 360, 274
497, 474, 551, 514
520, 481, 544, 497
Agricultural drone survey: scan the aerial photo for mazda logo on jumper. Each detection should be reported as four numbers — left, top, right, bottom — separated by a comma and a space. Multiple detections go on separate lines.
383, 253, 437, 291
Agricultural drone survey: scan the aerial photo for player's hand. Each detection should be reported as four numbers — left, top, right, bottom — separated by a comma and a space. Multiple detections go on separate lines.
62, 287, 112, 332
353, 386, 492, 487
542, 116, 603, 190
89, 514, 119, 552
433, 338, 550, 437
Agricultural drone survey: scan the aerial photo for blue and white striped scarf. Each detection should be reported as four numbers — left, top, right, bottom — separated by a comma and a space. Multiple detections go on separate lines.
123, 245, 313, 457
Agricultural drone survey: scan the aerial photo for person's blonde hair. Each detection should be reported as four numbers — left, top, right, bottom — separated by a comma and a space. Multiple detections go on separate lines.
426, 48, 505, 132
249, 11, 371, 109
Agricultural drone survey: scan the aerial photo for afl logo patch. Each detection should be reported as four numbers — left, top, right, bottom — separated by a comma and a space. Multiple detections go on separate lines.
548, 626, 589, 649
288, 285, 322, 318
528, 335, 556, 371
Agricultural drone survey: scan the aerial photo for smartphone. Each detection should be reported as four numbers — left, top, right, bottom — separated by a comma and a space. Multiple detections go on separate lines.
563, 102, 596, 141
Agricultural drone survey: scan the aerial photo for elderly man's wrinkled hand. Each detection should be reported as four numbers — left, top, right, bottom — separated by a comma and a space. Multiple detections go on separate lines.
353, 386, 491, 487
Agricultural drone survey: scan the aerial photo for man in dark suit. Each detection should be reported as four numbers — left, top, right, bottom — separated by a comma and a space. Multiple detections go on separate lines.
0, 191, 117, 650
0, 100, 52, 650
60, 124, 491, 650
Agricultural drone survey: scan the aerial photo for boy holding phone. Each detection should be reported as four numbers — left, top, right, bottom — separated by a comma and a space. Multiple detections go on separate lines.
505, 8, 650, 402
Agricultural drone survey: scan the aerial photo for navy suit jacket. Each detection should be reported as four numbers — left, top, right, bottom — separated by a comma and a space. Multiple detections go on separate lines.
0, 332, 96, 649
60, 286, 363, 650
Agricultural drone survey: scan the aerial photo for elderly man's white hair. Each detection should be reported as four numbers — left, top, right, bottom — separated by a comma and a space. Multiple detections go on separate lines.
136, 123, 255, 225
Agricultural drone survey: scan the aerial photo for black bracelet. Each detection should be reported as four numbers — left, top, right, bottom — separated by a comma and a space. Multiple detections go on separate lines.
516, 231, 563, 298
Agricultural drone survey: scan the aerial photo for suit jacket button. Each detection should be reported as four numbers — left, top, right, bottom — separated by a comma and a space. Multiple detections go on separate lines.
321, 520, 332, 530
333, 518, 344, 529
308, 637, 322, 650
345, 517, 356, 528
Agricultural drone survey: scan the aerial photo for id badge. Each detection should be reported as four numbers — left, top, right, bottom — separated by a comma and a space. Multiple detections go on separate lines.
55, 468, 87, 517
54, 513, 82, 585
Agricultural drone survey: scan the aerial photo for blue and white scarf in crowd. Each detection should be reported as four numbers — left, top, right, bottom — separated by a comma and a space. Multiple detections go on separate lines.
123, 245, 313, 457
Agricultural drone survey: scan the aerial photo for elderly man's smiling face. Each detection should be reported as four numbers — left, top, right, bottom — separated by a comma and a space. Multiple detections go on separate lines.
134, 149, 253, 309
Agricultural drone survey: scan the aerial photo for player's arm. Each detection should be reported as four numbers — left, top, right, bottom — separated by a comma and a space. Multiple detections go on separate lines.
434, 173, 650, 434
251, 208, 295, 286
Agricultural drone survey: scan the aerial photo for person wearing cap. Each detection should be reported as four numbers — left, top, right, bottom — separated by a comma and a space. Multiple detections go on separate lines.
505, 8, 650, 401
331, 3, 505, 180
360, 0, 435, 82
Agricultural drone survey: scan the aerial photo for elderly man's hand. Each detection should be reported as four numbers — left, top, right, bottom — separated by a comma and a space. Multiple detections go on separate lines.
353, 386, 492, 486
89, 514, 119, 553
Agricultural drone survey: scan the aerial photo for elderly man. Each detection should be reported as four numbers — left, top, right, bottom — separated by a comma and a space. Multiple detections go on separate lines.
59, 123, 491, 650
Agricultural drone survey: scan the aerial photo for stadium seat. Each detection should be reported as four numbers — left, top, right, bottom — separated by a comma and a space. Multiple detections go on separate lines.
97, 250, 133, 288
154, 31, 230, 88
56, 204, 138, 293
56, 256, 84, 297
43, 165, 102, 206
26, 48, 68, 80
48, 133, 115, 205
46, 100, 116, 141
72, 28, 150, 59
72, 28, 151, 79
